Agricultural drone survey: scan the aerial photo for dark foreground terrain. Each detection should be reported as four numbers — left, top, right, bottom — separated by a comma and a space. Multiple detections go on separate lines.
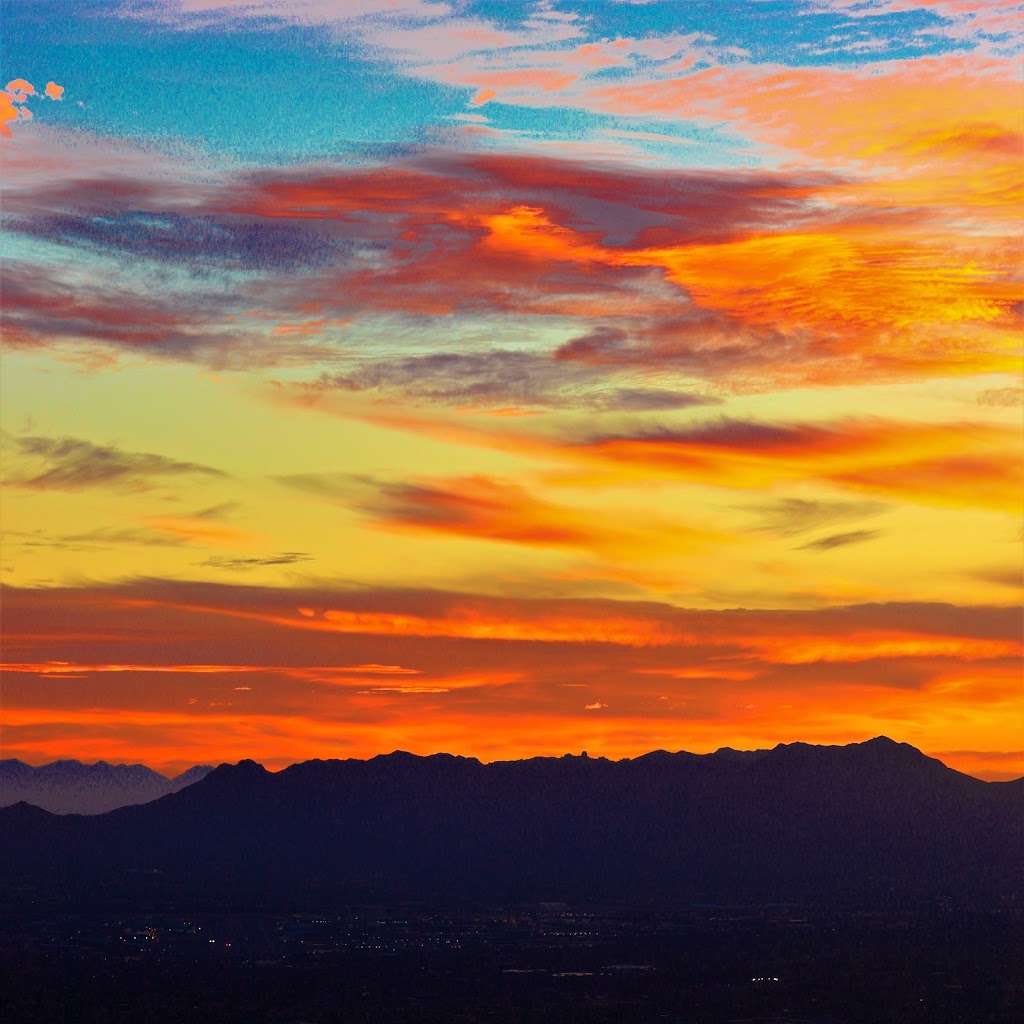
2, 898, 1022, 1024
3, 739, 1020, 1022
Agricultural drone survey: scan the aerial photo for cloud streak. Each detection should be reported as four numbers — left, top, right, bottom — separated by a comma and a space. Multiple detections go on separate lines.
304, 405, 1023, 515
1, 579, 1020, 776
5, 146, 1017, 388
280, 471, 718, 574
743, 497, 887, 537
308, 349, 718, 412
201, 552, 313, 569
797, 529, 884, 552
6, 435, 226, 491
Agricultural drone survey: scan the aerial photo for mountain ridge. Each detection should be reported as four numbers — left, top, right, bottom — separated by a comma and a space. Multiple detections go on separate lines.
0, 758, 215, 815
5, 737, 1014, 785
3, 737, 1020, 907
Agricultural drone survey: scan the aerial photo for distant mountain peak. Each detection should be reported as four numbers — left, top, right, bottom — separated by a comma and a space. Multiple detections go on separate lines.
860, 735, 905, 749
711, 746, 771, 762
850, 736, 930, 761
201, 759, 270, 786
366, 750, 483, 769
372, 750, 421, 763
0, 759, 215, 815
769, 736, 924, 757
3, 800, 56, 820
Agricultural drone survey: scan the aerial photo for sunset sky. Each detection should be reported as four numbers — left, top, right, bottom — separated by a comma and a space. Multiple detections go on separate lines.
1, 0, 1021, 780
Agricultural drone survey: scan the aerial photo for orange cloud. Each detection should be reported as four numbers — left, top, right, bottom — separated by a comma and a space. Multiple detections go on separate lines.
475, 204, 1021, 383
163, 600, 687, 647
8, 579, 1019, 655
1, 79, 35, 138
2, 581, 1020, 778
9, 146, 1016, 387
570, 419, 1024, 512
309, 401, 1023, 515
313, 55, 1017, 386
0, 661, 420, 678
336, 473, 719, 564
2, 77, 63, 137
589, 54, 1020, 166
142, 514, 258, 546
213, 151, 1018, 385
5, 78, 35, 103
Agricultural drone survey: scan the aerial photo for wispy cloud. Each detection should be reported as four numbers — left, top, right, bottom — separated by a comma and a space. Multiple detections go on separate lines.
5, 434, 226, 491
201, 552, 313, 569
118, 0, 454, 31
567, 418, 1023, 512
797, 529, 883, 552
321, 408, 1021, 514
281, 471, 718, 569
10, 210, 344, 274
308, 349, 718, 412
743, 498, 887, 537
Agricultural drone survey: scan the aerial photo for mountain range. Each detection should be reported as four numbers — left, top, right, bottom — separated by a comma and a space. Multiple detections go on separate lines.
2, 738, 1021, 906
0, 759, 213, 815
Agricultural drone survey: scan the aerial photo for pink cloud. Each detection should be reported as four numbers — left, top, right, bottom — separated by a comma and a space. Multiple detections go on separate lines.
407, 32, 733, 109
804, 0, 1024, 49
360, 10, 583, 63
122, 0, 453, 28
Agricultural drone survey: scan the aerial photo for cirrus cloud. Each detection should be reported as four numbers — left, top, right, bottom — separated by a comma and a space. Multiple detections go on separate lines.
5, 434, 227, 491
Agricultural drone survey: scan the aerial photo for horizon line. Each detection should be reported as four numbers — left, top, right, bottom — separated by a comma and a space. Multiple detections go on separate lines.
4, 736, 1022, 784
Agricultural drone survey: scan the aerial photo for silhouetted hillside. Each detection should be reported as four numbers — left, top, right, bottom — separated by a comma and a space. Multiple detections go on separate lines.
2, 738, 1020, 906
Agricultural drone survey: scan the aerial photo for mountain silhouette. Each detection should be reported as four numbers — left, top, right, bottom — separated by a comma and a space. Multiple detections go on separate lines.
2, 738, 1020, 905
0, 758, 213, 815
